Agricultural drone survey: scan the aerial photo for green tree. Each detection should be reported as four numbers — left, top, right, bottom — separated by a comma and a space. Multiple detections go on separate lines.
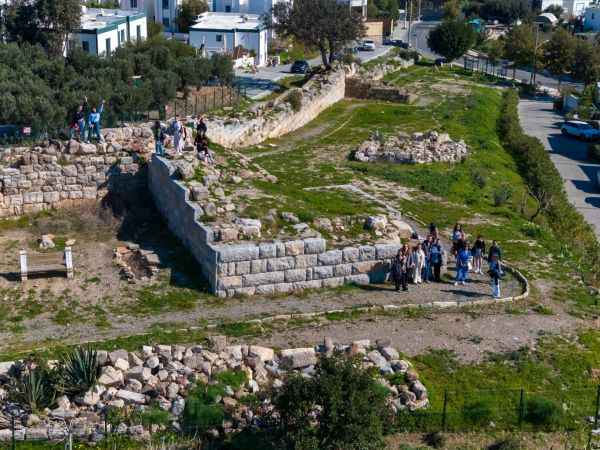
270, 0, 366, 67
486, 38, 504, 66
274, 353, 391, 450
443, 0, 461, 19
5, 0, 82, 56
503, 23, 537, 79
543, 28, 576, 83
573, 39, 600, 85
427, 19, 477, 62
176, 0, 208, 33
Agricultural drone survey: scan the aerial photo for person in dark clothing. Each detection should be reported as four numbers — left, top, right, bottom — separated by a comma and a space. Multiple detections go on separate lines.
152, 121, 167, 156
429, 223, 438, 239
488, 240, 503, 275
488, 254, 502, 298
196, 135, 214, 165
197, 116, 207, 138
429, 238, 444, 282
70, 97, 88, 141
391, 246, 409, 291
472, 235, 486, 275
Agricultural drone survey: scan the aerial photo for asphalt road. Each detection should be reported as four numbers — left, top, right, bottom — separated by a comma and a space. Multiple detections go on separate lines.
410, 21, 582, 91
518, 97, 600, 239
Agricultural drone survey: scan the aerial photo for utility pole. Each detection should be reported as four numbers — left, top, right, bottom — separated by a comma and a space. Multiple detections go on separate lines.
532, 22, 540, 87
407, 0, 413, 47
417, 0, 421, 22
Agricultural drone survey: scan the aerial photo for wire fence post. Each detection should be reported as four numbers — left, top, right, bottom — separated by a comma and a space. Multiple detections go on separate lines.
595, 384, 600, 429
11, 414, 15, 450
441, 389, 448, 432
518, 388, 525, 429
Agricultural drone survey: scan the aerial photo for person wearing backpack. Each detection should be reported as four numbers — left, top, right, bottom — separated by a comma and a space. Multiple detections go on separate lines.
152, 121, 166, 156
454, 243, 470, 286
391, 246, 409, 292
429, 238, 444, 282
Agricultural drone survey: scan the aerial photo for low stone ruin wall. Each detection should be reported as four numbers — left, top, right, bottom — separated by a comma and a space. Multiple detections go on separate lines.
206, 69, 347, 149
345, 77, 416, 103
148, 156, 403, 297
0, 127, 153, 218
0, 337, 428, 442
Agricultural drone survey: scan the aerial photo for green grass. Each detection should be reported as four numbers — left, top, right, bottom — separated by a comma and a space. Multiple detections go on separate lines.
128, 285, 201, 315
214, 369, 247, 390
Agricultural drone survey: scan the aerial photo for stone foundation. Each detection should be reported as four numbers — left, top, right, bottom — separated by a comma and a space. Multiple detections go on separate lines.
148, 156, 406, 296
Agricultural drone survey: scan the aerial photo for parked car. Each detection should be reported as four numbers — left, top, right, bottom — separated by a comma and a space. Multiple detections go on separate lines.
291, 60, 310, 74
561, 120, 600, 141
434, 57, 447, 66
359, 40, 376, 51
383, 38, 402, 46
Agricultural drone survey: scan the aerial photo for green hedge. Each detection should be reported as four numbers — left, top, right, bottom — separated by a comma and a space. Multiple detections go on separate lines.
499, 89, 600, 282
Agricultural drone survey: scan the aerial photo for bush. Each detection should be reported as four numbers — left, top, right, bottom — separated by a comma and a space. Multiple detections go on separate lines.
10, 365, 56, 413
286, 89, 303, 112
424, 431, 446, 448
493, 184, 513, 207
472, 170, 487, 188
135, 406, 171, 427
182, 384, 226, 435
56, 346, 100, 396
523, 396, 561, 427
462, 400, 494, 427
274, 353, 392, 450
214, 369, 247, 390
588, 143, 600, 163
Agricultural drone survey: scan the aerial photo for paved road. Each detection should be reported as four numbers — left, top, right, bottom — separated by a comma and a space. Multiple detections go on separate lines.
518, 97, 600, 239
410, 21, 582, 91
235, 44, 394, 99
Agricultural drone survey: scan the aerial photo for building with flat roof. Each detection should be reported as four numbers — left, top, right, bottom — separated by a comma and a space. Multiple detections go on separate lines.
189, 12, 268, 66
120, 0, 155, 21
71, 7, 148, 56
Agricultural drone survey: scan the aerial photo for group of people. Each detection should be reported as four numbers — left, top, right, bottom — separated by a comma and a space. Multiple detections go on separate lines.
390, 223, 504, 299
152, 115, 213, 164
69, 97, 105, 143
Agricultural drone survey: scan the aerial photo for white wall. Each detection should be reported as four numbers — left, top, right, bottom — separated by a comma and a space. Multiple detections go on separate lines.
120, 0, 155, 19
189, 28, 267, 66
129, 16, 148, 41
97, 28, 120, 55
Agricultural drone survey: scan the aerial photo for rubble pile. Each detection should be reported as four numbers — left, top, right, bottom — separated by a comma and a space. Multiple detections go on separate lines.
113, 243, 160, 281
0, 337, 428, 442
354, 131, 469, 164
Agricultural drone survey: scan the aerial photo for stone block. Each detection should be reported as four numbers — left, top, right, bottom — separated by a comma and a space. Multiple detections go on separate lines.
233, 287, 256, 297
285, 268, 307, 283
251, 259, 267, 274
304, 237, 326, 254
23, 191, 43, 204
126, 366, 152, 383
285, 240, 305, 256
293, 279, 322, 291
116, 389, 146, 404
375, 243, 401, 260
83, 186, 97, 199
313, 265, 334, 279
352, 261, 378, 274
267, 257, 295, 272
242, 271, 285, 287
322, 277, 345, 288
333, 264, 352, 277
255, 284, 275, 296
359, 245, 376, 261
318, 250, 342, 266
217, 276, 242, 290
345, 274, 370, 285
235, 261, 251, 275
258, 242, 276, 258
295, 254, 318, 268
280, 348, 317, 369
342, 247, 360, 263
43, 191, 60, 203
275, 242, 286, 257
249, 345, 275, 362
218, 244, 259, 263
273, 283, 294, 294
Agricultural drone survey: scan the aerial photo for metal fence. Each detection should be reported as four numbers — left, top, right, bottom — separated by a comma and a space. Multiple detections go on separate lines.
167, 85, 247, 119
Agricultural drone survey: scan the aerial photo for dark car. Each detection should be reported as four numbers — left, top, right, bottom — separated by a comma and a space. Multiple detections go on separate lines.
291, 60, 310, 74
435, 57, 448, 66
384, 38, 404, 47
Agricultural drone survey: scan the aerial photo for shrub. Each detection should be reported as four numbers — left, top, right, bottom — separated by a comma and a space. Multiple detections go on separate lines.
472, 170, 487, 188
286, 90, 303, 112
523, 396, 561, 427
56, 346, 100, 396
214, 369, 247, 390
135, 406, 171, 427
424, 431, 446, 448
10, 366, 56, 412
493, 184, 513, 207
462, 399, 494, 427
182, 384, 226, 436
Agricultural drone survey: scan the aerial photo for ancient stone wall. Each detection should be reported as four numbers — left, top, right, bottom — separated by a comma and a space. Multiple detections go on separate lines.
345, 77, 416, 103
0, 127, 153, 218
205, 69, 347, 149
148, 155, 401, 297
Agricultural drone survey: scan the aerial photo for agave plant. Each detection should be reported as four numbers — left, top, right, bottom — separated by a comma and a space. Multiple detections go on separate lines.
10, 367, 56, 413
57, 346, 100, 396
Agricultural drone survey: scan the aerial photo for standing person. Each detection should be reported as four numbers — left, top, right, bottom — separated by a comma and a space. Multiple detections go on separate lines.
391, 247, 409, 292
430, 238, 444, 282
472, 235, 486, 275
488, 240, 503, 275
412, 243, 426, 284
70, 97, 87, 141
454, 243, 470, 286
152, 121, 166, 156
197, 115, 207, 139
172, 116, 183, 154
489, 254, 502, 298
87, 99, 104, 143
421, 236, 432, 283
429, 223, 438, 239
452, 223, 462, 255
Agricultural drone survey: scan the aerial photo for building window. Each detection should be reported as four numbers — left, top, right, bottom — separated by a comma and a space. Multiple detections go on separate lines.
137, 24, 142, 40
120, 29, 125, 44
225, 5, 231, 11
105, 38, 111, 54
131, 0, 138, 7
82, 41, 90, 53
162, 0, 169, 9
162, 17, 170, 28
216, 34, 223, 42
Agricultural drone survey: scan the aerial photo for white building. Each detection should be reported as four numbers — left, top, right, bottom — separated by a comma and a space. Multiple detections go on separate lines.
584, 4, 600, 30
210, 0, 289, 15
539, 0, 592, 17
71, 7, 148, 56
154, 0, 183, 31
189, 12, 268, 66
119, 0, 155, 21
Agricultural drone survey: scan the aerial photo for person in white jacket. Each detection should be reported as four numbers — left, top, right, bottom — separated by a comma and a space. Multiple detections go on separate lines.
412, 243, 426, 284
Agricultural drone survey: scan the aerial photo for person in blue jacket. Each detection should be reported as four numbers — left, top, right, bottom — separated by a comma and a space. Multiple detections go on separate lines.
454, 243, 470, 286
87, 99, 105, 143
488, 254, 502, 298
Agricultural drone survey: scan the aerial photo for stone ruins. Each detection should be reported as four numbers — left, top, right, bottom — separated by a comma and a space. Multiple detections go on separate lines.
0, 338, 428, 442
354, 130, 469, 165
